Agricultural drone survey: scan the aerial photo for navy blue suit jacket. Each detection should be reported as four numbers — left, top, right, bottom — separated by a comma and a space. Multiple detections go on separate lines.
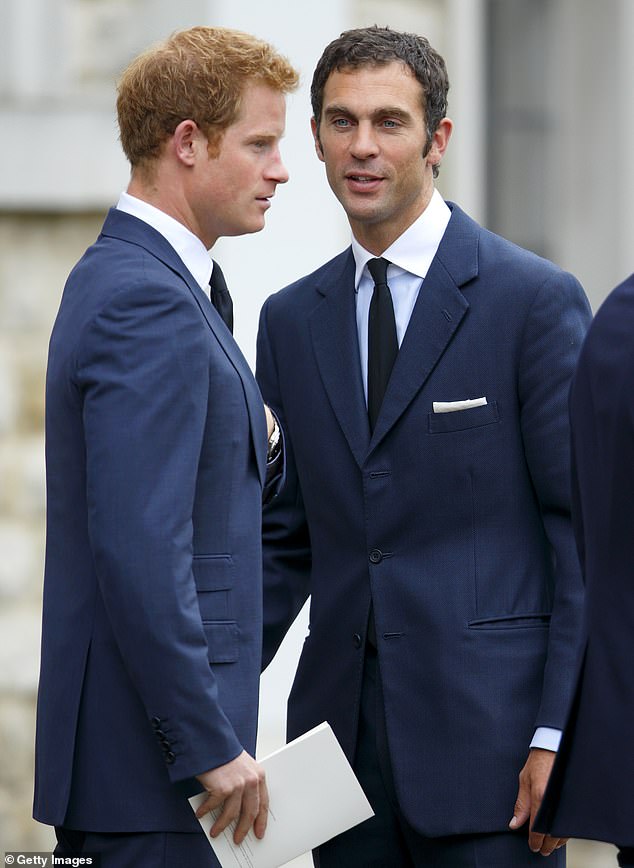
34, 209, 271, 832
256, 203, 591, 837
536, 273, 634, 847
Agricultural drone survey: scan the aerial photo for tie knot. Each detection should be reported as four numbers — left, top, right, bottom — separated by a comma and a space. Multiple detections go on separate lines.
209, 261, 228, 295
367, 257, 390, 287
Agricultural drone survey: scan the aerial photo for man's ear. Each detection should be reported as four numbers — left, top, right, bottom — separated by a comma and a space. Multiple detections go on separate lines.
172, 119, 201, 166
426, 117, 453, 168
310, 116, 325, 163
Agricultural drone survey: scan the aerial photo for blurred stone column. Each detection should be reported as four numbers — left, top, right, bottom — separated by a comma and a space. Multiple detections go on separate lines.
442, 0, 487, 223
0, 213, 104, 849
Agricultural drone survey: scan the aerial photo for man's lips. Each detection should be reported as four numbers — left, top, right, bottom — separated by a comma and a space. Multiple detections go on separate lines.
256, 193, 275, 207
345, 173, 384, 191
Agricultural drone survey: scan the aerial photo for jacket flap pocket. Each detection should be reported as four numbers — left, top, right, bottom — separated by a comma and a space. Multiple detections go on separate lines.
193, 555, 234, 591
203, 620, 239, 663
468, 612, 551, 630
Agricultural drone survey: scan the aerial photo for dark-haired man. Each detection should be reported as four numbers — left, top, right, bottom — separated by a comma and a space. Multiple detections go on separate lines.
257, 25, 590, 867
34, 26, 297, 868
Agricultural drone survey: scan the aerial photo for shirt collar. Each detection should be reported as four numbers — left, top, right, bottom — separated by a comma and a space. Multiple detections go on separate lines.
116, 192, 213, 291
351, 189, 452, 289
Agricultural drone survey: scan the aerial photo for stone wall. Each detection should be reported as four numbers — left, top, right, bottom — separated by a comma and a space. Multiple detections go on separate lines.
0, 213, 103, 850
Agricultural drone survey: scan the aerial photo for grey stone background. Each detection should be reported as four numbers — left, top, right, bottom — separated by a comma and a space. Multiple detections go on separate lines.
0, 214, 105, 851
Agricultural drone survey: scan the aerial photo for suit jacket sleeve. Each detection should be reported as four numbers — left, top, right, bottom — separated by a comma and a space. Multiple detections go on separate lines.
518, 270, 591, 728
568, 390, 587, 579
76, 281, 244, 781
256, 298, 312, 669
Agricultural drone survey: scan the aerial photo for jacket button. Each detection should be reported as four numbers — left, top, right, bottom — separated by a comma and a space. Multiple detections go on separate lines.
151, 717, 162, 729
353, 633, 362, 648
165, 751, 175, 764
369, 549, 383, 564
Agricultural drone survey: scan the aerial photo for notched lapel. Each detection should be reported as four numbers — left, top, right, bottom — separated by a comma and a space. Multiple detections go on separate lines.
190, 287, 268, 488
309, 254, 371, 468
103, 209, 267, 485
367, 204, 480, 451
369, 248, 470, 452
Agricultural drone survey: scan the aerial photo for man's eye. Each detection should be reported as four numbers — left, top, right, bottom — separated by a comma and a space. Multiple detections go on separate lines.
333, 118, 350, 128
383, 120, 398, 128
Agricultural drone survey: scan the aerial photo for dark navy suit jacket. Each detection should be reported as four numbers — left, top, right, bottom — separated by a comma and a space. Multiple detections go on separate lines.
34, 208, 272, 832
256, 203, 591, 837
536, 273, 634, 847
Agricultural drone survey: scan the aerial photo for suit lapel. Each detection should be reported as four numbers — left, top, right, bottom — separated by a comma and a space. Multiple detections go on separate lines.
101, 209, 267, 485
368, 204, 478, 454
309, 251, 371, 468
190, 285, 268, 487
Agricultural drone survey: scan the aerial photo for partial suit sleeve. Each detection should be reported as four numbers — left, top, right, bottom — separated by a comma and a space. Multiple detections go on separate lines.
518, 270, 592, 729
76, 281, 243, 781
256, 298, 312, 669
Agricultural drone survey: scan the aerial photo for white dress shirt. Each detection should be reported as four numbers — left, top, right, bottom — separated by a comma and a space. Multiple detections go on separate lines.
352, 189, 451, 402
116, 192, 216, 294
351, 189, 561, 754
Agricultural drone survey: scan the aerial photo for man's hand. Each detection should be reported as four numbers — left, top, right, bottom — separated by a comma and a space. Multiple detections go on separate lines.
195, 750, 268, 845
264, 405, 275, 440
509, 748, 568, 856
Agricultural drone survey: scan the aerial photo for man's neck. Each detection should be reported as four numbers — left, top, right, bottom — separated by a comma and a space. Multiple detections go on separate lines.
349, 186, 435, 256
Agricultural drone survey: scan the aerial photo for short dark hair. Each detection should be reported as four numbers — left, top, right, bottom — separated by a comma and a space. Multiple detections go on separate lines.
311, 25, 449, 152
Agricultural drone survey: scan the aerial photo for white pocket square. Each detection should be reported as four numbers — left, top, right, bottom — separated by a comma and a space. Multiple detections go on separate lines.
432, 397, 487, 414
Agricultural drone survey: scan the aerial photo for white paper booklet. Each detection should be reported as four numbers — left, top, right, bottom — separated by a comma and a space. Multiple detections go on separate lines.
189, 721, 374, 868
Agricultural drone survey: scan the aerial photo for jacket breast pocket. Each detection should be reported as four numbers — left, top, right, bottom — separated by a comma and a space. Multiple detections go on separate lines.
428, 400, 500, 434
193, 554, 233, 622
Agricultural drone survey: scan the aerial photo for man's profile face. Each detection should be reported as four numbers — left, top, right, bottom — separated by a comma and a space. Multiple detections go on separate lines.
312, 61, 448, 253
189, 81, 290, 248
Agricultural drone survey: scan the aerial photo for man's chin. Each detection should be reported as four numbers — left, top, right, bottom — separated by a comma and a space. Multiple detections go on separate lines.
225, 218, 267, 238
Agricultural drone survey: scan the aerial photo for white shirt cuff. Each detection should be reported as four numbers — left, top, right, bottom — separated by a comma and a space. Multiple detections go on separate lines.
530, 726, 562, 752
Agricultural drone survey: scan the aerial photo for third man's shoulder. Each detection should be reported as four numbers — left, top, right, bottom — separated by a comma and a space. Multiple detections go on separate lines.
580, 271, 634, 353
593, 271, 634, 318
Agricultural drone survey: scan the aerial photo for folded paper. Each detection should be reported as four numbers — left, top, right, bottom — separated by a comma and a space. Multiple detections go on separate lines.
189, 722, 374, 868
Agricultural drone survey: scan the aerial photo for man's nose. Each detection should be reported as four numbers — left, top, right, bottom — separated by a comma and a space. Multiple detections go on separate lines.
350, 122, 379, 159
267, 148, 289, 184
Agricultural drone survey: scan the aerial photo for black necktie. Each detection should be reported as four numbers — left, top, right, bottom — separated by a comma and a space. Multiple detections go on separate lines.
209, 261, 234, 334
367, 257, 398, 432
